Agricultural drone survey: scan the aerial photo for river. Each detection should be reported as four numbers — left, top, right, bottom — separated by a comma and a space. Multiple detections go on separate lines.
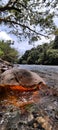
17, 65, 58, 89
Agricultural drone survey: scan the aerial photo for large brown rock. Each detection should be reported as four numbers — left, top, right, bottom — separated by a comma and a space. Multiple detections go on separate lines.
0, 68, 45, 87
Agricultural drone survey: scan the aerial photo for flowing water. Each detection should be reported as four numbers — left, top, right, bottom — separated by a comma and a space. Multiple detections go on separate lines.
18, 65, 58, 89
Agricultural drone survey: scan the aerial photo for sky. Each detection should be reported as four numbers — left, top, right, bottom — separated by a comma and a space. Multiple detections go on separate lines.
0, 0, 58, 54
0, 30, 54, 54
0, 31, 33, 54
0, 19, 57, 54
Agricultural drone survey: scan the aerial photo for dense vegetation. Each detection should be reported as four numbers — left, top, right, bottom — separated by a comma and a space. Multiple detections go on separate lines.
0, 40, 19, 63
18, 36, 58, 65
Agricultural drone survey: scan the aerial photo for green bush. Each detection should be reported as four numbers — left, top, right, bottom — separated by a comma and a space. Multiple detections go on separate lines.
0, 40, 19, 63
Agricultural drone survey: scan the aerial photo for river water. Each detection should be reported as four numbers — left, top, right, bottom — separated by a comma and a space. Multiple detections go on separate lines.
18, 65, 58, 89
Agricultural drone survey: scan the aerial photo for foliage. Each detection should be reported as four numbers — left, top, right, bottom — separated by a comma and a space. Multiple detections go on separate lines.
0, 40, 19, 63
0, 0, 58, 42
52, 35, 58, 49
46, 49, 58, 65
18, 36, 58, 65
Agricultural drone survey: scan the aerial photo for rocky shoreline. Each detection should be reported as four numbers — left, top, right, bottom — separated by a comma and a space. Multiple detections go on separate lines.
0, 58, 13, 74
0, 59, 58, 130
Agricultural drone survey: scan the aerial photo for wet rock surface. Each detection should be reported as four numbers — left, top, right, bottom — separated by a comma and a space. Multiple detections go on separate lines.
0, 84, 58, 130
0, 62, 58, 130
0, 96, 58, 130
0, 68, 45, 86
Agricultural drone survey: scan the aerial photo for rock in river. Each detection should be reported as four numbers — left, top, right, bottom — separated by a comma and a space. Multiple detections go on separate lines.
0, 68, 45, 88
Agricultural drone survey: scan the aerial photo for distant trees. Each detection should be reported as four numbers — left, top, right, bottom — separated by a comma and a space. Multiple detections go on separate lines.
0, 40, 19, 63
52, 35, 58, 49
46, 49, 58, 65
18, 36, 58, 65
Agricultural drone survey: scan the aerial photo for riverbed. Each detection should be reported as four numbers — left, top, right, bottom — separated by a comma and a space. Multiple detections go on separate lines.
19, 65, 58, 90
0, 64, 58, 130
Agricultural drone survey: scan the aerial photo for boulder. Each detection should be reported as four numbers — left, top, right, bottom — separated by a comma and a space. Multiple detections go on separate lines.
0, 68, 45, 87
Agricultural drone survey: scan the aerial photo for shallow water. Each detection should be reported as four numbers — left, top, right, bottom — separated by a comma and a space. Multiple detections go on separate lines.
19, 65, 58, 73
19, 65, 58, 89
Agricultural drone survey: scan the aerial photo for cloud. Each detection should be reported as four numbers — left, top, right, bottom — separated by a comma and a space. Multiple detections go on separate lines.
11, 40, 33, 54
0, 31, 12, 41
0, 31, 33, 54
0, 31, 55, 54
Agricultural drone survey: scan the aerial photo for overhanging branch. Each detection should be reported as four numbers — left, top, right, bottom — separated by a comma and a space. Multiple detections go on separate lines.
0, 0, 27, 12
0, 5, 21, 12
0, 18, 48, 37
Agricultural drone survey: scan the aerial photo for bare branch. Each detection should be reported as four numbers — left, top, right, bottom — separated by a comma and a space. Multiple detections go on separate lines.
0, 18, 48, 37
0, 0, 27, 12
0, 5, 21, 12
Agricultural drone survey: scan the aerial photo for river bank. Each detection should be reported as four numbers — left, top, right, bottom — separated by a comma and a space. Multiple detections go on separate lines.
0, 63, 58, 130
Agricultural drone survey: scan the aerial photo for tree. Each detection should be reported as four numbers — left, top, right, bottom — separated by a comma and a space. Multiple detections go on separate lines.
52, 35, 58, 49
47, 49, 58, 65
27, 49, 39, 64
18, 37, 58, 65
0, 40, 19, 63
0, 0, 58, 42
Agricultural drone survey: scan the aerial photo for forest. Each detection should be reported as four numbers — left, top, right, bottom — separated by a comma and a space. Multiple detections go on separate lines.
18, 35, 58, 65
0, 36, 58, 65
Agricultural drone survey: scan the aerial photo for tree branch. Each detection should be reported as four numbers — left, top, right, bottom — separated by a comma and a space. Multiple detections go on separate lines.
0, 0, 27, 12
0, 5, 21, 12
0, 18, 48, 37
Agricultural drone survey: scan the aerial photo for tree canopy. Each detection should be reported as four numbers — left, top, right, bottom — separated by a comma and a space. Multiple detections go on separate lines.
0, 0, 58, 42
